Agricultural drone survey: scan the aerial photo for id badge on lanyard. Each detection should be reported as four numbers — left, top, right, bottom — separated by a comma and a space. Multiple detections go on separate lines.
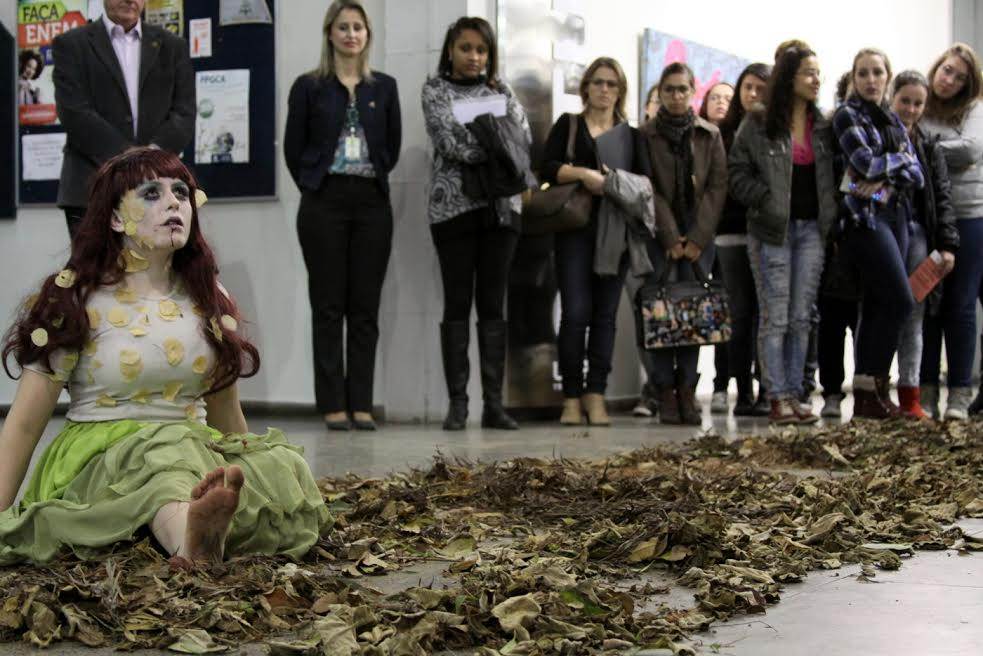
345, 130, 361, 160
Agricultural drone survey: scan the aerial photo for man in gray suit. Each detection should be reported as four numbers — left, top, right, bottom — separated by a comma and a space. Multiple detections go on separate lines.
53, 0, 195, 237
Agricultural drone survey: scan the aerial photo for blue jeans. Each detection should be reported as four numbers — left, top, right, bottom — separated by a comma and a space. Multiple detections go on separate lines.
646, 243, 716, 388
843, 206, 915, 376
938, 217, 983, 387
555, 222, 627, 397
898, 222, 927, 387
748, 220, 824, 400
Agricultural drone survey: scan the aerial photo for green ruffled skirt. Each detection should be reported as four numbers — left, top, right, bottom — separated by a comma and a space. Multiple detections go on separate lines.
0, 420, 333, 565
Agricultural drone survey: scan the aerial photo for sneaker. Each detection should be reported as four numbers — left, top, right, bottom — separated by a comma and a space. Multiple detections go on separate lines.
821, 394, 843, 418
633, 383, 659, 417
944, 386, 973, 420
793, 401, 820, 425
968, 386, 983, 416
632, 399, 653, 417
921, 384, 940, 419
733, 394, 755, 416
710, 391, 729, 414
769, 399, 798, 425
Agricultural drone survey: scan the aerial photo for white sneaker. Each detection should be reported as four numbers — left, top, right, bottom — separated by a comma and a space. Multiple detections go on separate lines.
710, 391, 729, 414
821, 394, 842, 418
632, 400, 653, 417
944, 386, 972, 420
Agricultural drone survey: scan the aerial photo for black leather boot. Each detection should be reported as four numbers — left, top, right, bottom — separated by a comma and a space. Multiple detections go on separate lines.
440, 321, 470, 430
970, 334, 983, 415
477, 320, 518, 430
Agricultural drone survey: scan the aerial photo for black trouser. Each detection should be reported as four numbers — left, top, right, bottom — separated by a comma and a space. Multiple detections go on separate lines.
817, 294, 859, 396
297, 175, 393, 414
715, 243, 757, 399
64, 206, 86, 240
430, 208, 519, 322
555, 219, 627, 397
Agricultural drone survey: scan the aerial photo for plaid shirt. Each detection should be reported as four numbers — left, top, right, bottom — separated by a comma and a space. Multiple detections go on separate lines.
832, 97, 924, 227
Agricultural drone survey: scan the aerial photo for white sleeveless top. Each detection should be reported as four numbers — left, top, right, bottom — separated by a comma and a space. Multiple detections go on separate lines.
25, 283, 216, 423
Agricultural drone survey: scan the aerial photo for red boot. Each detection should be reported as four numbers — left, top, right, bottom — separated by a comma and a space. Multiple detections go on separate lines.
898, 386, 928, 420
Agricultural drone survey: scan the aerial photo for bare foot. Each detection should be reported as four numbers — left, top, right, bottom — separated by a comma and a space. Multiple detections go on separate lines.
183, 465, 244, 563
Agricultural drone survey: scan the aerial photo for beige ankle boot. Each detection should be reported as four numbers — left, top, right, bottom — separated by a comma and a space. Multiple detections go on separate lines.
560, 398, 583, 425
581, 393, 610, 426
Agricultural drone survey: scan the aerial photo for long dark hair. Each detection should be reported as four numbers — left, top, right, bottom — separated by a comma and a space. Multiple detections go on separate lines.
18, 50, 43, 79
437, 17, 498, 87
765, 47, 819, 140
719, 63, 770, 148
2, 148, 260, 395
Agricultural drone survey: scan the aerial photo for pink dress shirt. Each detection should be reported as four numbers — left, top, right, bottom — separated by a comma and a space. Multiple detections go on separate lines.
102, 13, 141, 136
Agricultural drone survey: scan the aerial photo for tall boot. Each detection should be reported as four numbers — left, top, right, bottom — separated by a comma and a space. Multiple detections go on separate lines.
477, 320, 518, 430
875, 376, 900, 416
853, 374, 891, 419
676, 370, 701, 426
440, 321, 470, 430
657, 385, 681, 424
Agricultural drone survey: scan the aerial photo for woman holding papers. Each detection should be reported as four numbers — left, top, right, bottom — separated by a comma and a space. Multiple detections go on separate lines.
640, 62, 727, 425
285, 0, 401, 432
919, 44, 983, 419
541, 57, 650, 426
889, 71, 959, 419
421, 17, 531, 431
729, 46, 836, 425
830, 48, 924, 419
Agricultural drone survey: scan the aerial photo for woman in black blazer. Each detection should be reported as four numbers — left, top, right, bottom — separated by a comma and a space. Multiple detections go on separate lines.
284, 0, 401, 432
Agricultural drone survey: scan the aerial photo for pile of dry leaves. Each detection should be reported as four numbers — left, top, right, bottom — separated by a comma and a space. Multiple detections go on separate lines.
0, 419, 980, 654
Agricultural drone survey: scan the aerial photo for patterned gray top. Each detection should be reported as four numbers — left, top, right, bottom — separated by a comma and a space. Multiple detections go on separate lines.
421, 76, 531, 224
329, 98, 376, 178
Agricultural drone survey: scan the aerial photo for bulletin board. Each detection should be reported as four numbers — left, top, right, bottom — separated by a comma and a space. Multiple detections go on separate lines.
15, 0, 276, 206
1, 23, 14, 218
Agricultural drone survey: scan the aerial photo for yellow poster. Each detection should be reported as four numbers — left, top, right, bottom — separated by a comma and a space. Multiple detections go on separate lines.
145, 0, 183, 37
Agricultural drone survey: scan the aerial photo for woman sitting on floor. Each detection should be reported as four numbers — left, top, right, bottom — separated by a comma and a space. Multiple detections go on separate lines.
0, 147, 332, 565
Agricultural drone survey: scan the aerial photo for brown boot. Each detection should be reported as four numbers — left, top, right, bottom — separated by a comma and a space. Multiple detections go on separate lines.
559, 398, 583, 425
658, 385, 680, 424
875, 376, 900, 417
677, 385, 702, 425
853, 375, 892, 419
581, 393, 610, 426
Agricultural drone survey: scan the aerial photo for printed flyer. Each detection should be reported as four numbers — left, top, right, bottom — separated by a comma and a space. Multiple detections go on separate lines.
16, 0, 89, 125
195, 69, 250, 164
145, 0, 184, 37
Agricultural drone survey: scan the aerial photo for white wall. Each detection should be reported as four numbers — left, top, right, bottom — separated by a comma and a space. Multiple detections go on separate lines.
0, 1, 955, 417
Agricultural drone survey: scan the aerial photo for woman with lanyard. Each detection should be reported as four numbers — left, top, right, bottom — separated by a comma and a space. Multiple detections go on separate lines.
729, 46, 837, 425
889, 70, 959, 419
540, 57, 650, 426
421, 17, 531, 431
832, 48, 925, 419
285, 0, 401, 432
641, 62, 728, 425
919, 43, 983, 420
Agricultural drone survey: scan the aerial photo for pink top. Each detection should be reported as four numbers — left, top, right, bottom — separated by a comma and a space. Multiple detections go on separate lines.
792, 113, 814, 165
102, 13, 142, 137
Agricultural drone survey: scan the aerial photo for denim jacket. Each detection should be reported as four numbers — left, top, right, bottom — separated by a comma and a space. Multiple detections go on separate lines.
284, 71, 402, 196
728, 110, 838, 245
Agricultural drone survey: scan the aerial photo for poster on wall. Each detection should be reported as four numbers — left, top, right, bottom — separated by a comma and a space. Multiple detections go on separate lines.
16, 0, 89, 126
145, 0, 184, 37
639, 29, 750, 113
219, 0, 273, 26
195, 69, 250, 164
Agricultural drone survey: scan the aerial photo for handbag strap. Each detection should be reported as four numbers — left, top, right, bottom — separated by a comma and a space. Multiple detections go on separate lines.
655, 258, 713, 288
565, 113, 577, 163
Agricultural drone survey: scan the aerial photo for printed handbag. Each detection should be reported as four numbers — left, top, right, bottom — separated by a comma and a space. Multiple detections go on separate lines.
521, 113, 592, 235
636, 260, 732, 350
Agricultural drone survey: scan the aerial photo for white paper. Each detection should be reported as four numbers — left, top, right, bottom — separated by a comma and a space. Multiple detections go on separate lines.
452, 94, 507, 125
189, 18, 212, 58
219, 0, 273, 26
195, 70, 250, 164
21, 133, 66, 181
929, 249, 943, 264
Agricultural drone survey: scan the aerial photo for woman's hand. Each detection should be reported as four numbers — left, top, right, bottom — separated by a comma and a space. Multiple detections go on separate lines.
580, 168, 606, 195
850, 179, 884, 199
941, 250, 956, 275
669, 239, 686, 260
683, 241, 702, 261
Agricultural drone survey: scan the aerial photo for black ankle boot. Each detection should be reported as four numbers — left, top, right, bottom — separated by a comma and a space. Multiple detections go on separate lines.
970, 334, 983, 415
477, 320, 518, 430
440, 321, 470, 430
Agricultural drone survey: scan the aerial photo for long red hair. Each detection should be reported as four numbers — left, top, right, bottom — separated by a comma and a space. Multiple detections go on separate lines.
2, 148, 259, 394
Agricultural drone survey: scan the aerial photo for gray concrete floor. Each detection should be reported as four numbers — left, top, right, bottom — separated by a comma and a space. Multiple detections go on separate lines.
6, 395, 983, 654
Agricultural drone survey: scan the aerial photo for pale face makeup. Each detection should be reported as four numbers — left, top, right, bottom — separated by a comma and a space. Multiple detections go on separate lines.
586, 65, 620, 114
660, 73, 694, 116
449, 29, 489, 79
329, 8, 368, 59
892, 83, 928, 130
704, 83, 733, 124
113, 177, 193, 253
103, 0, 146, 31
794, 56, 821, 104
933, 55, 970, 100
854, 54, 890, 104
739, 74, 767, 112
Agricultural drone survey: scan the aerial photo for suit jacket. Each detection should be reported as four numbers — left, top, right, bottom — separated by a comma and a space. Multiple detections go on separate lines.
52, 20, 195, 207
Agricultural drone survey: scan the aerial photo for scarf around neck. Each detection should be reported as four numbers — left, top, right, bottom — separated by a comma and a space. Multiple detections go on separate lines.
655, 106, 696, 230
